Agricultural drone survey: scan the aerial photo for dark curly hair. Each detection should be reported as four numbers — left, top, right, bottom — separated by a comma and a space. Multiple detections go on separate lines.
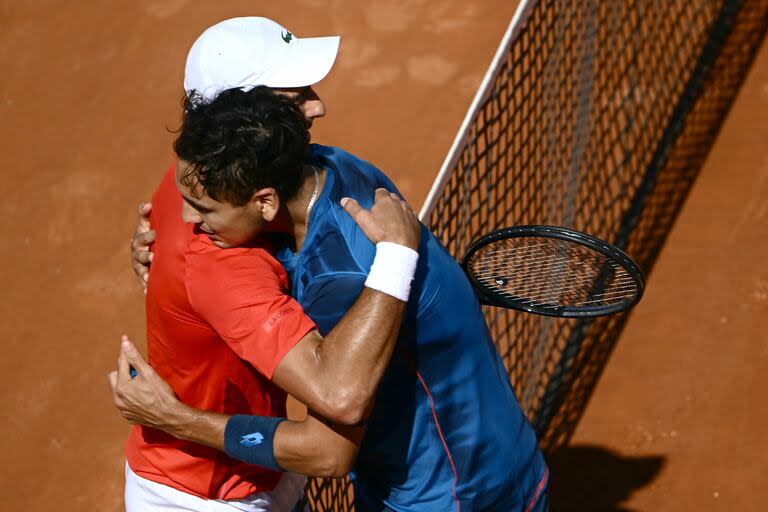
174, 86, 310, 206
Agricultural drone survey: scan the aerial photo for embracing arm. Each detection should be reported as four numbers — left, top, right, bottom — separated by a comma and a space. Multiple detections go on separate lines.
273, 287, 406, 425
110, 340, 360, 477
271, 190, 418, 425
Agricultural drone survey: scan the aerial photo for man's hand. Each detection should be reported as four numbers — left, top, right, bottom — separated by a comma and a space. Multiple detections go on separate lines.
108, 337, 183, 431
341, 189, 421, 250
131, 203, 155, 291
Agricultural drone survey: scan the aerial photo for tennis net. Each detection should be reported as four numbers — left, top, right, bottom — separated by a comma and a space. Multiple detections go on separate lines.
419, 0, 768, 451
304, 1, 768, 509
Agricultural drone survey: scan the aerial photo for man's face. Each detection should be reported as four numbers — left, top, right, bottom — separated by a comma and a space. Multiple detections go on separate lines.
175, 161, 267, 249
274, 86, 326, 128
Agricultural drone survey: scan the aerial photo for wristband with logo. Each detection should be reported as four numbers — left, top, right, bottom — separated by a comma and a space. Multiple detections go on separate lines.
224, 414, 285, 471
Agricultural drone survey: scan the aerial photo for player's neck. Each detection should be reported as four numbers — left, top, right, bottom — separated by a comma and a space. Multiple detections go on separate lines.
277, 164, 326, 251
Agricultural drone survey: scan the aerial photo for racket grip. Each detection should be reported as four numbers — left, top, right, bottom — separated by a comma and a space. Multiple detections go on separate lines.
129, 366, 138, 379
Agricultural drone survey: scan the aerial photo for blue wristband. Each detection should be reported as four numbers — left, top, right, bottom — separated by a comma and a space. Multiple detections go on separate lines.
224, 414, 285, 471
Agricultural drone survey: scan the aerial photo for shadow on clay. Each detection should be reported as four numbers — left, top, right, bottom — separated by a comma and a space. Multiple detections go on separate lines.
547, 444, 665, 512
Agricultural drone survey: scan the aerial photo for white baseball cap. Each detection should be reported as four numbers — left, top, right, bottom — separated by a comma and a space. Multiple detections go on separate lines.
184, 17, 340, 101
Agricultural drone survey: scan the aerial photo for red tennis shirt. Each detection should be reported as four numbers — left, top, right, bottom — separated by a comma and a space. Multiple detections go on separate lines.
125, 165, 316, 500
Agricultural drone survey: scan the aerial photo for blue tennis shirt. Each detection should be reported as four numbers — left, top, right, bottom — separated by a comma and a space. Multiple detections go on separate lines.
276, 145, 548, 511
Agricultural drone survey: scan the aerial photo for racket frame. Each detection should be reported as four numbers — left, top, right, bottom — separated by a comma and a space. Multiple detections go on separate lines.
461, 225, 645, 318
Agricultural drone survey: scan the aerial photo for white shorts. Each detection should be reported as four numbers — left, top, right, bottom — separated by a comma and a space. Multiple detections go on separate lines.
125, 462, 307, 512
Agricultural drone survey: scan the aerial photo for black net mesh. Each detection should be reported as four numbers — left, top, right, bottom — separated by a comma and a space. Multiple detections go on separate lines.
301, 1, 768, 509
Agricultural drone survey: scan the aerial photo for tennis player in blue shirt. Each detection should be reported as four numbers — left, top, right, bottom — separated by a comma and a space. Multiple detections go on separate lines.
278, 143, 549, 511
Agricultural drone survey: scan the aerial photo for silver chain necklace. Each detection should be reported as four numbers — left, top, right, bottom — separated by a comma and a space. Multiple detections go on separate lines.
305, 166, 320, 227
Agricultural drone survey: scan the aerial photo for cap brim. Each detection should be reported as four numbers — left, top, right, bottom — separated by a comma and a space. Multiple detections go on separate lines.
260, 35, 340, 88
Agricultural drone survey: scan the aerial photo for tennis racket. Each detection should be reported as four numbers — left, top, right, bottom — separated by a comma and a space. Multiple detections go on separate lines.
461, 225, 645, 318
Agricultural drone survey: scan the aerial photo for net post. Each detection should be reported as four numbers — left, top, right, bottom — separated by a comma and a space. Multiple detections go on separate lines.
418, 0, 535, 222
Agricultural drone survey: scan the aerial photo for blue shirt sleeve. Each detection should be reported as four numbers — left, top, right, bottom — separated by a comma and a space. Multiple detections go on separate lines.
372, 171, 402, 197
300, 273, 367, 336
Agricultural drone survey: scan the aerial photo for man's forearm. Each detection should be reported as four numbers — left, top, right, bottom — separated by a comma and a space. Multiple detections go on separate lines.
158, 401, 360, 478
273, 411, 363, 477
159, 401, 228, 451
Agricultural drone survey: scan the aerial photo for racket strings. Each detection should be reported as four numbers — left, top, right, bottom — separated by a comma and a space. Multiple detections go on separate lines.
468, 238, 639, 308
472, 245, 598, 276
472, 241, 611, 290
476, 257, 627, 304
472, 263, 636, 296
473, 253, 613, 287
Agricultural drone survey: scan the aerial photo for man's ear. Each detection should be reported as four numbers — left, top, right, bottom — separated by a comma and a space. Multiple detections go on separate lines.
251, 188, 280, 221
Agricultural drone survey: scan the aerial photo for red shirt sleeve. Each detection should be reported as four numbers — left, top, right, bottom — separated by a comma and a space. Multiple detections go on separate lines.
185, 238, 316, 379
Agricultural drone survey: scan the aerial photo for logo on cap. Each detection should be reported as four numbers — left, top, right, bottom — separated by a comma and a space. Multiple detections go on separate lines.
281, 30, 293, 44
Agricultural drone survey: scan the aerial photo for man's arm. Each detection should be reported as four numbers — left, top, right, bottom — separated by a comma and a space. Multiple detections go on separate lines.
269, 190, 419, 425
272, 290, 405, 426
110, 340, 360, 477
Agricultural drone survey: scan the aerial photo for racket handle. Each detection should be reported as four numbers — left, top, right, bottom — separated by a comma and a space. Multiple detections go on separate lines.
129, 366, 138, 379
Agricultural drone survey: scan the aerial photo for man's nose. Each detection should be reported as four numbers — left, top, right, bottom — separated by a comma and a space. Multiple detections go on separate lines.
181, 201, 202, 224
301, 88, 326, 119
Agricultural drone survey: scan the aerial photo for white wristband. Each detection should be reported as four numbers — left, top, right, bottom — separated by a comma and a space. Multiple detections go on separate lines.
364, 242, 419, 302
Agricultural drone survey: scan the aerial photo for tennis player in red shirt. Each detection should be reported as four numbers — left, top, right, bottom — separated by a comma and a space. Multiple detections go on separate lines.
115, 161, 418, 512
110, 18, 423, 512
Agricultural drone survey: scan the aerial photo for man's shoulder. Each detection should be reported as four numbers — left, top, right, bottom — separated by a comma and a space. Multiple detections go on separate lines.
312, 144, 370, 168
303, 216, 372, 276
185, 238, 287, 299
313, 145, 391, 192
150, 163, 182, 224
186, 238, 282, 275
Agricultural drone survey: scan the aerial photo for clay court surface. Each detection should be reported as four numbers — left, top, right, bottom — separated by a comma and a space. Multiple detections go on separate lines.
0, 1, 766, 510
